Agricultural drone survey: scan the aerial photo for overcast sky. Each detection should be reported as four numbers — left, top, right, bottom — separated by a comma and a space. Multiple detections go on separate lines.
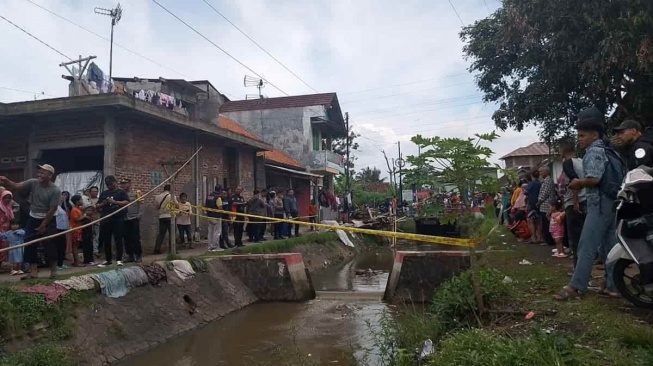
0, 0, 541, 176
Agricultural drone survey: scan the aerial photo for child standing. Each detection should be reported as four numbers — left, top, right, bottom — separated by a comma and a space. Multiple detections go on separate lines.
68, 195, 85, 267
549, 200, 567, 258
308, 201, 318, 231
176, 193, 193, 248
0, 220, 25, 275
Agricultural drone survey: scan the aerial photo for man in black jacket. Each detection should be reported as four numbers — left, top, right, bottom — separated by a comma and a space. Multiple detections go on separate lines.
614, 120, 653, 170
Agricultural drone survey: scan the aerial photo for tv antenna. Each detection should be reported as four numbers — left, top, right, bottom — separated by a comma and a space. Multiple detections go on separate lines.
94, 3, 122, 84
244, 75, 266, 99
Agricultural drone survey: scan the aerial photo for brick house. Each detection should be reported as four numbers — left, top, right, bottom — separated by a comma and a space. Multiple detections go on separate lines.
0, 89, 271, 251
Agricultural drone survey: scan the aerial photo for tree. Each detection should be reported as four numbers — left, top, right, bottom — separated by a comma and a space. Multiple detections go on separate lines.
408, 131, 500, 315
332, 128, 360, 189
407, 132, 499, 206
461, 0, 653, 139
355, 167, 386, 184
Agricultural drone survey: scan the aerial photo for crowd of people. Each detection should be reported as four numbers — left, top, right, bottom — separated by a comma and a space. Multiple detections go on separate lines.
0, 165, 320, 280
504, 107, 653, 300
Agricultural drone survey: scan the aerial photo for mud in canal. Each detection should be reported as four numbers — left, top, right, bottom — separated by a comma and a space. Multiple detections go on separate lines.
121, 249, 395, 366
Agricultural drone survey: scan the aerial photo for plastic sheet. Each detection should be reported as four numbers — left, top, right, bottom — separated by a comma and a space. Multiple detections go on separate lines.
54, 171, 104, 196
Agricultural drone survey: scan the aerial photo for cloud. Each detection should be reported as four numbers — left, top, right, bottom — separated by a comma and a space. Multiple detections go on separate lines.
0, 0, 542, 177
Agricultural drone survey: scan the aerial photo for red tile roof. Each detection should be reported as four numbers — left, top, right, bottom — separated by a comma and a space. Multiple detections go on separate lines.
500, 142, 550, 159
218, 116, 263, 142
220, 93, 337, 113
257, 150, 305, 170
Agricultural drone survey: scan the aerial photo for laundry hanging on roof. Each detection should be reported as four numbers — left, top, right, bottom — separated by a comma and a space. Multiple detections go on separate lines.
87, 62, 105, 91
120, 266, 149, 288
18, 284, 69, 304
55, 275, 97, 291
140, 263, 167, 286
91, 270, 130, 298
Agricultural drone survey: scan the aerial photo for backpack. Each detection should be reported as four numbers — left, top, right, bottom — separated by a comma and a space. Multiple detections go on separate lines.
599, 144, 626, 199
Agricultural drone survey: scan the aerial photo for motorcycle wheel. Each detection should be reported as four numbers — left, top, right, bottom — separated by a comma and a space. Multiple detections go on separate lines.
613, 258, 653, 309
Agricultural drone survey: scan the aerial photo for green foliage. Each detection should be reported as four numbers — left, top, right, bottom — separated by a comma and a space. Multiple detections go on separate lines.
0, 286, 89, 339
0, 345, 72, 366
430, 269, 511, 329
355, 167, 386, 184
461, 0, 653, 136
431, 329, 590, 366
407, 132, 499, 206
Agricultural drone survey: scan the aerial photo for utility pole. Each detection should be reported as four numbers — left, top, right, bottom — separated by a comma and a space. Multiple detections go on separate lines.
395, 141, 405, 208
95, 3, 122, 85
345, 112, 350, 193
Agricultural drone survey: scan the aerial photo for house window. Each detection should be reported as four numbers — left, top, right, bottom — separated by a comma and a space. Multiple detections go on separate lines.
312, 129, 321, 151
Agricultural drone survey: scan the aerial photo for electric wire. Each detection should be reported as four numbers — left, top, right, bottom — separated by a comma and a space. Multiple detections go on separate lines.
150, 0, 289, 96
0, 13, 72, 60
24, 0, 189, 78
201, 0, 318, 93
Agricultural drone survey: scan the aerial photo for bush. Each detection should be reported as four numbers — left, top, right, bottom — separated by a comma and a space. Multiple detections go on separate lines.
431, 329, 588, 366
430, 269, 511, 328
0, 345, 72, 366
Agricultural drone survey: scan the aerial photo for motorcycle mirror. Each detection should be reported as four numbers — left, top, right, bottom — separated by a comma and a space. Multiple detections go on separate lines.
635, 148, 646, 159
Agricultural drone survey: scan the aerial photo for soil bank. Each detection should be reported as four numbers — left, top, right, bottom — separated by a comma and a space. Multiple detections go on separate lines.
0, 233, 382, 366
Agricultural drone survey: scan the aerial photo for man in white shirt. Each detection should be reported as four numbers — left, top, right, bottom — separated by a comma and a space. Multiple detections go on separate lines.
153, 184, 174, 254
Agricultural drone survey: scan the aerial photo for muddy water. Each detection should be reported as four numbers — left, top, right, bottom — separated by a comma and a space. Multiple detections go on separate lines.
121, 249, 394, 366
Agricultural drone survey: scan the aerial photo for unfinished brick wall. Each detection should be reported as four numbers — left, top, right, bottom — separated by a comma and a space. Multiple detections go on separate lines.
0, 121, 29, 173
32, 119, 103, 144
114, 119, 261, 252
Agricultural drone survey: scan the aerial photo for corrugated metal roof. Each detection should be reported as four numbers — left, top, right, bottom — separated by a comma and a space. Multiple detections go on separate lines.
220, 93, 336, 112
500, 142, 550, 159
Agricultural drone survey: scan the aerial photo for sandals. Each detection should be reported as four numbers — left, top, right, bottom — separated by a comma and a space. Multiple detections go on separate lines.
553, 286, 581, 301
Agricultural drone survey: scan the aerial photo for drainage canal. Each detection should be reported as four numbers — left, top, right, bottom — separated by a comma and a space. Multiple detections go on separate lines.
120, 249, 395, 366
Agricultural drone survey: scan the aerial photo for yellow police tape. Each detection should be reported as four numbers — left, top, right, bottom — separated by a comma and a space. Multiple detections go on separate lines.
173, 202, 483, 248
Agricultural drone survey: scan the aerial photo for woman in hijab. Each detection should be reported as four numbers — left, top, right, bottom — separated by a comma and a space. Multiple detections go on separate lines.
0, 190, 15, 264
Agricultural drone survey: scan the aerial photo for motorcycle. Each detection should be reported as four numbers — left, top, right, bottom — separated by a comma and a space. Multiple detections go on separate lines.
606, 155, 653, 309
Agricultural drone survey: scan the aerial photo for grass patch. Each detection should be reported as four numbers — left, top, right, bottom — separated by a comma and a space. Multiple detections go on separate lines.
431, 268, 512, 329
202, 232, 339, 257
0, 286, 91, 340
0, 344, 73, 366
373, 227, 653, 365
0, 286, 91, 365
431, 328, 591, 366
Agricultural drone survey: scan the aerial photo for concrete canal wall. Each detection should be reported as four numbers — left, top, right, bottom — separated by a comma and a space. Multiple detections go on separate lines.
384, 251, 471, 304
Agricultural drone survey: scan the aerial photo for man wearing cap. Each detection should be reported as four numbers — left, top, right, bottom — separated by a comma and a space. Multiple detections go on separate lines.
614, 119, 653, 170
0, 164, 61, 280
120, 178, 143, 263
97, 175, 130, 267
